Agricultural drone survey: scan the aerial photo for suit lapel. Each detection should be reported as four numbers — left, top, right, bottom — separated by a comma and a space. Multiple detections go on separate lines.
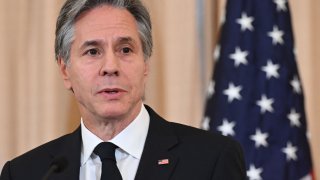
47, 127, 82, 180
135, 106, 179, 180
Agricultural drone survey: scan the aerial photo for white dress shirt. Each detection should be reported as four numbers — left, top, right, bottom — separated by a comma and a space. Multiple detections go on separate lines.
79, 105, 150, 180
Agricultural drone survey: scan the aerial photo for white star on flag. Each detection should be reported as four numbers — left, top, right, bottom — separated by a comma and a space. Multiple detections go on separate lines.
282, 141, 298, 161
236, 12, 254, 31
220, 9, 226, 24
214, 44, 221, 61
217, 119, 236, 136
256, 94, 274, 114
287, 108, 301, 127
223, 83, 242, 103
290, 76, 302, 94
202, 116, 210, 131
306, 131, 311, 140
229, 47, 249, 67
250, 129, 269, 148
207, 80, 215, 98
268, 25, 284, 45
261, 60, 280, 79
274, 0, 287, 12
301, 174, 312, 180
293, 48, 297, 56
247, 164, 263, 180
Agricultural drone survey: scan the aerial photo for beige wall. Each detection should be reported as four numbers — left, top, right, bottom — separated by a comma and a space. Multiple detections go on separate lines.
290, 0, 320, 177
0, 0, 319, 177
0, 0, 70, 161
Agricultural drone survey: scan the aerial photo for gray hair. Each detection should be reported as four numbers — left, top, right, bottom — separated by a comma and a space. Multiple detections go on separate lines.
55, 0, 153, 64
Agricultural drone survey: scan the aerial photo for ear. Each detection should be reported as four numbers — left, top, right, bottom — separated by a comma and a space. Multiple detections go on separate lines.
57, 58, 72, 90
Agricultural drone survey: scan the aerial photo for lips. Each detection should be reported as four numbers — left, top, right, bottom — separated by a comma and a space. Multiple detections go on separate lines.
98, 88, 126, 94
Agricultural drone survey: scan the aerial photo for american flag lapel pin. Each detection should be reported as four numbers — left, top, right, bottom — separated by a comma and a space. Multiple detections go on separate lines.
158, 158, 169, 165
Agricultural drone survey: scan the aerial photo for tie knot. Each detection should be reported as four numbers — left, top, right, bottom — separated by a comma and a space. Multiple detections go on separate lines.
94, 142, 118, 161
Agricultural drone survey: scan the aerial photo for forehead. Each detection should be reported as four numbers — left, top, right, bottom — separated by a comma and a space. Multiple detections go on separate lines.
73, 5, 140, 43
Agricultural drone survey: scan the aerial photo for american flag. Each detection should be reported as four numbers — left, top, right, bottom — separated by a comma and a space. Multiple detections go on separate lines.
158, 159, 169, 165
203, 0, 313, 179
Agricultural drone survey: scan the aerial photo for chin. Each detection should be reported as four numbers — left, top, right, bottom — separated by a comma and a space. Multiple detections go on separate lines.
96, 101, 141, 120
98, 106, 128, 119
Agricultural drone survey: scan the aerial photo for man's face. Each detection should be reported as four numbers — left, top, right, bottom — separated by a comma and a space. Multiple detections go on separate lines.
59, 5, 149, 122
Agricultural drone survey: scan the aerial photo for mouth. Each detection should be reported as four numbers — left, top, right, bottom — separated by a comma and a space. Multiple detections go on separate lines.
98, 88, 126, 95
103, 89, 119, 94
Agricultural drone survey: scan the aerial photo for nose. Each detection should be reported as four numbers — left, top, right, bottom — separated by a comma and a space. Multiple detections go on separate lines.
99, 50, 119, 76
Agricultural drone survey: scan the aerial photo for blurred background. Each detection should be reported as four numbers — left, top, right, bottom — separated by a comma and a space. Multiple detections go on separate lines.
0, 0, 319, 177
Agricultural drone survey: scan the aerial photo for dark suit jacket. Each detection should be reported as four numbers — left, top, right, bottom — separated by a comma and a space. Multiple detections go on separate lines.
0, 105, 246, 180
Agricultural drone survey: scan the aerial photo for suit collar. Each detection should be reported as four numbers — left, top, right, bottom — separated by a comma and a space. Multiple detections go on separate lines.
135, 105, 179, 180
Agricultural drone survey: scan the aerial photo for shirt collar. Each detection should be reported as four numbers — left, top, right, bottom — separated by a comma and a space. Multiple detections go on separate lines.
80, 104, 150, 165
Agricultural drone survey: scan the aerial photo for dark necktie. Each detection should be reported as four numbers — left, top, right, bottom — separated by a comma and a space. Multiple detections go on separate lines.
94, 142, 123, 180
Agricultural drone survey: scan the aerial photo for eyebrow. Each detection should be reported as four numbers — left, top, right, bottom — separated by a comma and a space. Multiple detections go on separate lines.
117, 36, 137, 45
80, 39, 104, 50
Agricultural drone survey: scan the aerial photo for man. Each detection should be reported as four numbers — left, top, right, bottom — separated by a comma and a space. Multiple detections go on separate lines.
0, 0, 246, 179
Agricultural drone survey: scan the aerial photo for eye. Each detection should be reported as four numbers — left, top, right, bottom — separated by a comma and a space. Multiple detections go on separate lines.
85, 48, 100, 56
121, 47, 132, 54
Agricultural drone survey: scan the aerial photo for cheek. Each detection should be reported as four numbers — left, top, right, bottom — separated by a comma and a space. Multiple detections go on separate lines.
136, 71, 148, 95
69, 65, 95, 92
126, 65, 147, 92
